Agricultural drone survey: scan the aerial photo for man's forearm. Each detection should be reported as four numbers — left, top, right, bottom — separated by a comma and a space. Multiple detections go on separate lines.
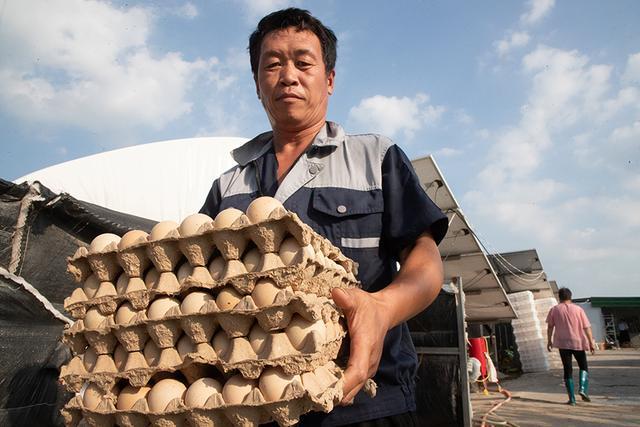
584, 327, 594, 342
373, 232, 443, 330
547, 326, 553, 343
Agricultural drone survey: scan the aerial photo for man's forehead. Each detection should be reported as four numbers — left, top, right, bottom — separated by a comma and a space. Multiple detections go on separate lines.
260, 27, 322, 52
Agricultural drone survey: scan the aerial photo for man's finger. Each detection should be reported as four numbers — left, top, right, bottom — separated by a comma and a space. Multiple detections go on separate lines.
340, 329, 370, 404
332, 287, 355, 313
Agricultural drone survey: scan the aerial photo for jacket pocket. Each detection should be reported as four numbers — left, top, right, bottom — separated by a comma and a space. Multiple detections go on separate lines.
311, 188, 384, 249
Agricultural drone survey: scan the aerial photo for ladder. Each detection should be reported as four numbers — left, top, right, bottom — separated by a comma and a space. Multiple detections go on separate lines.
602, 314, 619, 348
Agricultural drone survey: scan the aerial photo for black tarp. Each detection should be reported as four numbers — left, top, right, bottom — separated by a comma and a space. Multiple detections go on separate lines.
0, 179, 156, 426
408, 291, 463, 426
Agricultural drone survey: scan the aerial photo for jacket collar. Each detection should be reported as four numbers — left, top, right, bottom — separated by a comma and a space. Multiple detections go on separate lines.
231, 121, 346, 167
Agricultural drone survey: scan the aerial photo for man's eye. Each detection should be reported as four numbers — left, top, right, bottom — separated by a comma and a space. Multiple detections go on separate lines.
265, 62, 280, 69
297, 61, 312, 68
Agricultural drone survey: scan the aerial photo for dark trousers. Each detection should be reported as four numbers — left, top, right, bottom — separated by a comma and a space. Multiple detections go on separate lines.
341, 412, 418, 427
559, 349, 588, 379
265, 412, 418, 427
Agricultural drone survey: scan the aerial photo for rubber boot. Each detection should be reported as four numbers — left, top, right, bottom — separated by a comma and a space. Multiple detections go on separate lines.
564, 378, 577, 405
579, 370, 591, 402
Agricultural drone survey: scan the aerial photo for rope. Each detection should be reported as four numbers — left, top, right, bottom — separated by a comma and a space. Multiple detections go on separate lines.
0, 402, 59, 413
0, 266, 73, 324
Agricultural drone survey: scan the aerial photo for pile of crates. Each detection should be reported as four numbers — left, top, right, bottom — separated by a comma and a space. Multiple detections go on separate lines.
508, 291, 561, 372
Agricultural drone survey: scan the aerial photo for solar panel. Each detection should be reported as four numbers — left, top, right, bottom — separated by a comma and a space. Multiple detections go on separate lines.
411, 155, 516, 322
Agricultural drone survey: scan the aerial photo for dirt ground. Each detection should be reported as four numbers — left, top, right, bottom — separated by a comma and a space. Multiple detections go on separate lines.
470, 349, 640, 426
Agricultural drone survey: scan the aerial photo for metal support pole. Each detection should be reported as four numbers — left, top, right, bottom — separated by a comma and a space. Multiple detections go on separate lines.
455, 277, 472, 427
489, 322, 499, 373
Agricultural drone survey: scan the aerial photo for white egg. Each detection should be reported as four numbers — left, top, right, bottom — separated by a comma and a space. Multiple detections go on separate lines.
259, 368, 299, 402
94, 281, 117, 298
84, 307, 107, 329
117, 385, 151, 410
147, 296, 180, 320
208, 257, 226, 280
115, 273, 129, 295
180, 291, 213, 315
212, 331, 230, 358
113, 345, 128, 371
115, 302, 138, 325
143, 340, 161, 366
82, 383, 106, 409
213, 208, 244, 229
184, 378, 222, 408
178, 213, 213, 237
89, 233, 121, 253
147, 378, 186, 412
118, 230, 148, 250
285, 316, 327, 350
278, 237, 302, 266
250, 279, 280, 308
176, 263, 192, 283
148, 221, 178, 241
83, 274, 101, 298
215, 288, 242, 311
249, 324, 268, 354
242, 248, 262, 272
177, 335, 196, 359
125, 277, 146, 294
246, 197, 283, 223
221, 375, 256, 405
144, 268, 160, 289
83, 347, 99, 372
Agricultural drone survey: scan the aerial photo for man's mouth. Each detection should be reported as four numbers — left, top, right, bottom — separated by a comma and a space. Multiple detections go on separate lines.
277, 93, 303, 100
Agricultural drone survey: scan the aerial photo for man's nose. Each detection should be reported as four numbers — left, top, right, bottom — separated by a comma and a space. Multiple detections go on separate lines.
279, 62, 298, 86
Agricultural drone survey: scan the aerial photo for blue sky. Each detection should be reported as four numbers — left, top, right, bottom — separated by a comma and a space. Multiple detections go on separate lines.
1, 0, 639, 298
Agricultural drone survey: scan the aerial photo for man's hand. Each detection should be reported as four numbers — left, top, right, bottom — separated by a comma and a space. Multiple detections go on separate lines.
332, 287, 391, 405
547, 341, 553, 352
331, 232, 443, 405
589, 340, 596, 355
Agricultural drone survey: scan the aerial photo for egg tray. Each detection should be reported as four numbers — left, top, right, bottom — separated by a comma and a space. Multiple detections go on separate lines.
60, 307, 345, 392
62, 290, 339, 353
61, 363, 346, 427
67, 210, 356, 284
64, 250, 357, 321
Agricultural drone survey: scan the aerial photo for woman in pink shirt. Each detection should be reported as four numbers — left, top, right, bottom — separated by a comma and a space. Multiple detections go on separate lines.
546, 287, 596, 405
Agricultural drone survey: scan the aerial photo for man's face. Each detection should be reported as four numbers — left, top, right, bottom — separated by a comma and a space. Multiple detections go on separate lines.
255, 27, 334, 132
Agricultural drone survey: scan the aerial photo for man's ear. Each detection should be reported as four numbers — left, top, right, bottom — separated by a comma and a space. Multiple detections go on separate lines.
327, 69, 335, 95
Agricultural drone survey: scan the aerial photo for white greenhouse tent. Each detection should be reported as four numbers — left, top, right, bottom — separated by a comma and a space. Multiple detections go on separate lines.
17, 137, 247, 223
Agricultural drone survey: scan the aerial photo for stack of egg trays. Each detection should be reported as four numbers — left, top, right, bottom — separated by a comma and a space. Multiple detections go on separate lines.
60, 208, 360, 426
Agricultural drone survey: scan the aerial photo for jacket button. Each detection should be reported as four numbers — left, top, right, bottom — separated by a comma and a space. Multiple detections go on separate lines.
309, 165, 319, 174
337, 205, 347, 214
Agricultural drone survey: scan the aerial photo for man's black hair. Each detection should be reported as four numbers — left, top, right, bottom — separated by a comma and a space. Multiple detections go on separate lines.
558, 287, 572, 301
249, 8, 337, 76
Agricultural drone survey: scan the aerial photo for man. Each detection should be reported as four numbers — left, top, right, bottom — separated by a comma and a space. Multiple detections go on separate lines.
546, 287, 596, 405
618, 319, 630, 345
201, 8, 448, 425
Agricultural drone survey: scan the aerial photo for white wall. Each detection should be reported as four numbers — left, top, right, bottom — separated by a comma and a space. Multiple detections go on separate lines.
576, 302, 605, 343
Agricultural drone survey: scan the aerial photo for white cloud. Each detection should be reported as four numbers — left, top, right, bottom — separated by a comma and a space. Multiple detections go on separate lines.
622, 52, 640, 85
520, 0, 555, 25
464, 43, 640, 286
435, 147, 463, 157
239, 0, 300, 23
0, 0, 223, 134
624, 175, 640, 192
176, 2, 198, 19
494, 31, 531, 57
456, 109, 474, 125
347, 93, 445, 139
610, 120, 640, 144
475, 129, 490, 140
